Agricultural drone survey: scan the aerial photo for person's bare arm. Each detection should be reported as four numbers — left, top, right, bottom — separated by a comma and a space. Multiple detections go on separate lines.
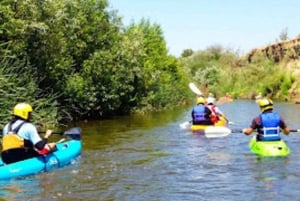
243, 127, 254, 135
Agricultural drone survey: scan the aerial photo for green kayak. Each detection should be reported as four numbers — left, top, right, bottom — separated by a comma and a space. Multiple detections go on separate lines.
249, 135, 290, 157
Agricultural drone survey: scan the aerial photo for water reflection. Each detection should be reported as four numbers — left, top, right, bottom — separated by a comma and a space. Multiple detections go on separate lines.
245, 157, 290, 200
0, 159, 81, 201
0, 175, 47, 201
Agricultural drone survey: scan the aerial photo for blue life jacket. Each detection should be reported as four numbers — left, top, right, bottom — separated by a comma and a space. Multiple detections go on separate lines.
258, 112, 281, 141
192, 105, 207, 122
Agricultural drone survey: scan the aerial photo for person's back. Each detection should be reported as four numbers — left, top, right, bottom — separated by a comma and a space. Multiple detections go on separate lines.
258, 111, 281, 141
243, 98, 290, 141
1, 103, 56, 164
191, 97, 213, 125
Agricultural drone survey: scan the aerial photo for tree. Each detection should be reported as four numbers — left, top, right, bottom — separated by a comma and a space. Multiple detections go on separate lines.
279, 27, 288, 41
181, 49, 194, 57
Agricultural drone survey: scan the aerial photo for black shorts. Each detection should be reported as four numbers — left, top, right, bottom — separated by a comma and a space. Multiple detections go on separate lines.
1, 148, 40, 164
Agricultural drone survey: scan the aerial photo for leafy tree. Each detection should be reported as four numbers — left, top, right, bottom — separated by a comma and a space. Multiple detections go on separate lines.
0, 0, 189, 122
181, 49, 194, 57
0, 57, 60, 128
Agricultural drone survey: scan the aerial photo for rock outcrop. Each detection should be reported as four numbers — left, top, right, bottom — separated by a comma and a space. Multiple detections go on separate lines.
246, 37, 300, 103
247, 38, 300, 63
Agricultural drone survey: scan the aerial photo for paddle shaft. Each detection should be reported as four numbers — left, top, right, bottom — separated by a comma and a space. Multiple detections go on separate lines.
205, 128, 300, 138
39, 127, 81, 140
230, 129, 300, 133
39, 131, 63, 135
39, 127, 81, 135
231, 129, 243, 133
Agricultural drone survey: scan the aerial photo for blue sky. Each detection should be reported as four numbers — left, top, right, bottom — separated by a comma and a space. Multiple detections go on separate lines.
108, 0, 300, 57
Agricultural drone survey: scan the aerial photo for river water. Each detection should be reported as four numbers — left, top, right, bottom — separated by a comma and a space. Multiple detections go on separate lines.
1, 100, 300, 201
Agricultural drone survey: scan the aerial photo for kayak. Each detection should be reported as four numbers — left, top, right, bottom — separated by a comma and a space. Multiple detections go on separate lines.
226, 98, 233, 102
249, 135, 290, 157
190, 115, 228, 134
0, 127, 82, 180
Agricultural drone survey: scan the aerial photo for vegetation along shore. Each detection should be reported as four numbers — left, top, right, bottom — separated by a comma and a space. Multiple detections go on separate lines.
1, 0, 299, 129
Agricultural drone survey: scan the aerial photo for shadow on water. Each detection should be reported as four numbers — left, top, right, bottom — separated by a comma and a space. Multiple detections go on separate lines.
75, 105, 191, 150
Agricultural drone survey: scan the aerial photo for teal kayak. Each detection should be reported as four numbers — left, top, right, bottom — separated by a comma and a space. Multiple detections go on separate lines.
249, 135, 290, 157
0, 127, 82, 180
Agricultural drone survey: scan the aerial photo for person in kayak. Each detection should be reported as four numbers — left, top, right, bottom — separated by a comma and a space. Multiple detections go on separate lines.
225, 92, 232, 100
206, 97, 225, 123
1, 103, 57, 164
191, 97, 214, 125
243, 98, 290, 141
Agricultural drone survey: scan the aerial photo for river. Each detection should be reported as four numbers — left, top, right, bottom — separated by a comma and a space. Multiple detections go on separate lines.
1, 100, 300, 201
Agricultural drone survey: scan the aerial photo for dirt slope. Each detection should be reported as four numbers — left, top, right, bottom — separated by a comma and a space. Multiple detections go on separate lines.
245, 37, 300, 102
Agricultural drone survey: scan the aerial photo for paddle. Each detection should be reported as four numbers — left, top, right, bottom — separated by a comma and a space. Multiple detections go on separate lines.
56, 138, 66, 143
204, 127, 234, 138
205, 128, 300, 138
189, 82, 203, 96
290, 129, 300, 132
39, 127, 82, 140
189, 82, 232, 105
179, 121, 191, 129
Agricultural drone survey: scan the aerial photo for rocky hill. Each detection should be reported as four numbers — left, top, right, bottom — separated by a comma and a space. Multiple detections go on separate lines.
247, 38, 300, 63
245, 37, 300, 103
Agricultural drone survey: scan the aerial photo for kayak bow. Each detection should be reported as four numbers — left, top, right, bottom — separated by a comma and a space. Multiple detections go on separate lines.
249, 135, 290, 157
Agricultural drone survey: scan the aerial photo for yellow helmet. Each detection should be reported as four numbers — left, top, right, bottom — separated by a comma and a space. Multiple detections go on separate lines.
13, 103, 33, 120
258, 98, 273, 112
197, 97, 206, 104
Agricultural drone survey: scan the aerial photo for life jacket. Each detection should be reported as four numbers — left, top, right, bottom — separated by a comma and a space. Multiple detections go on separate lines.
2, 121, 28, 151
192, 105, 208, 122
258, 112, 281, 141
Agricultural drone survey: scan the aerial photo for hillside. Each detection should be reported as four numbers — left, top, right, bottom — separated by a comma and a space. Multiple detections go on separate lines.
246, 38, 300, 63
245, 37, 300, 102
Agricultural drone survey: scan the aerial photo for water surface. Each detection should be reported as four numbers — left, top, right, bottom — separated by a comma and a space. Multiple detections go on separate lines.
2, 100, 300, 201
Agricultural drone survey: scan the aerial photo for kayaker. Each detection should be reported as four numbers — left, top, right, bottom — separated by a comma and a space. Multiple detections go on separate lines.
243, 98, 290, 141
1, 103, 57, 164
191, 97, 214, 125
225, 92, 232, 100
206, 97, 225, 123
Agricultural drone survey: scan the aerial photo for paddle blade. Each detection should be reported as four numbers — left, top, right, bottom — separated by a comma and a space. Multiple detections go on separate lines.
204, 127, 231, 138
189, 83, 202, 96
180, 121, 190, 129
64, 127, 82, 140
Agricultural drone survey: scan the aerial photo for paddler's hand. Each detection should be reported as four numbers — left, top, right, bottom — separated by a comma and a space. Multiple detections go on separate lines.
44, 129, 53, 139
37, 142, 57, 155
47, 142, 57, 151
243, 128, 253, 135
